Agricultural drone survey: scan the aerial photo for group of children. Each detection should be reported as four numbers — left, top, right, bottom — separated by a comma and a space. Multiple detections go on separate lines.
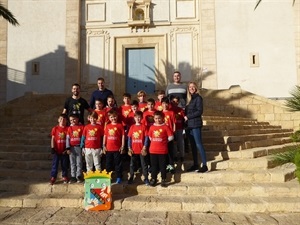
50, 90, 186, 187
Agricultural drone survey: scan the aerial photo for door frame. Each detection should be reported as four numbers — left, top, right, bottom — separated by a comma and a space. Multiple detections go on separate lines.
114, 35, 167, 98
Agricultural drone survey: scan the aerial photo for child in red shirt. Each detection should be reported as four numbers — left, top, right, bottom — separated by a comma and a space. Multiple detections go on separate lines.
127, 100, 139, 130
50, 114, 69, 185
161, 97, 176, 174
142, 98, 156, 131
155, 90, 165, 111
80, 111, 104, 172
66, 114, 84, 183
103, 110, 125, 184
137, 90, 148, 112
171, 96, 186, 162
148, 111, 173, 187
94, 99, 106, 126
127, 111, 150, 185
119, 93, 132, 129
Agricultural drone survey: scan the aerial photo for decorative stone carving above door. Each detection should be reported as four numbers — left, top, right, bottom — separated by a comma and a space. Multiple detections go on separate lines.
127, 0, 151, 32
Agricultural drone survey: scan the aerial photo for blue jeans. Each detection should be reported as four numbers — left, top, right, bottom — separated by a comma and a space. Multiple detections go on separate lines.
186, 127, 207, 167
50, 153, 69, 178
69, 146, 83, 178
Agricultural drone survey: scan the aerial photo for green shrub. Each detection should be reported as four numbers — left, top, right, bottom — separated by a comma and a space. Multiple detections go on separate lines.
272, 146, 300, 165
290, 130, 300, 142
294, 151, 300, 183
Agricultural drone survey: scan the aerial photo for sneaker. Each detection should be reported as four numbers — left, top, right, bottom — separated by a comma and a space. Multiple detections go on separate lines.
186, 165, 199, 172
197, 165, 208, 173
68, 177, 77, 184
144, 179, 150, 186
116, 178, 122, 184
62, 177, 69, 184
169, 165, 175, 174
49, 177, 56, 185
77, 176, 84, 183
149, 178, 157, 187
161, 179, 167, 187
166, 164, 172, 172
127, 177, 133, 184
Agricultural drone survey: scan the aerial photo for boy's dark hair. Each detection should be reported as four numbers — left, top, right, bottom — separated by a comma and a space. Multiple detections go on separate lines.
72, 83, 80, 88
134, 110, 143, 118
123, 93, 131, 98
107, 109, 118, 117
131, 100, 139, 106
154, 110, 164, 118
95, 98, 104, 104
161, 97, 169, 104
147, 98, 155, 104
157, 90, 165, 95
107, 95, 115, 100
89, 111, 98, 119
69, 114, 79, 119
97, 77, 105, 82
171, 95, 180, 101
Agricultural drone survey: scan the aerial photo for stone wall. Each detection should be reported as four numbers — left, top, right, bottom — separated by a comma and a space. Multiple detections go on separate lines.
201, 85, 300, 131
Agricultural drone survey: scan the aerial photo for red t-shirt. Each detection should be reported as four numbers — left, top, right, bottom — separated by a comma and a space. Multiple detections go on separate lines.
126, 111, 136, 130
148, 124, 173, 154
138, 102, 148, 112
171, 106, 185, 130
119, 104, 132, 126
82, 124, 104, 149
155, 101, 163, 111
127, 124, 147, 154
162, 110, 176, 132
142, 110, 155, 130
104, 123, 124, 151
94, 109, 106, 126
51, 125, 68, 154
67, 124, 84, 146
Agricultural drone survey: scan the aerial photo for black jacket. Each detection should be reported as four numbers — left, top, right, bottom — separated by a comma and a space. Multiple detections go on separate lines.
185, 93, 203, 128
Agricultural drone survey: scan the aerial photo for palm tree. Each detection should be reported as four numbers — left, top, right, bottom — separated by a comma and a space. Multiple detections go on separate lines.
285, 86, 300, 111
0, 3, 19, 26
255, 0, 296, 10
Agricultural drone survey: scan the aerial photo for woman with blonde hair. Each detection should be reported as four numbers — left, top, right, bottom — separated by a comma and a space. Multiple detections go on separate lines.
184, 82, 208, 173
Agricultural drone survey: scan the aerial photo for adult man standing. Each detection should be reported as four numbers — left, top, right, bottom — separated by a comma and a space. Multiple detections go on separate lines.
62, 83, 93, 125
90, 77, 114, 109
165, 71, 187, 109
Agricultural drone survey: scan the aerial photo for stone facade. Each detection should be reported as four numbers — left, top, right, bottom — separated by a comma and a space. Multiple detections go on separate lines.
0, 0, 299, 102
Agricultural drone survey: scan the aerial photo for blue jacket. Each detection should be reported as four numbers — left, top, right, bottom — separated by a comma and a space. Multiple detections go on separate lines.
185, 93, 203, 128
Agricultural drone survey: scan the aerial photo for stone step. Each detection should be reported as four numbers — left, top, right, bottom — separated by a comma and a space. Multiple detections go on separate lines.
0, 145, 50, 152
0, 162, 295, 183
0, 139, 50, 145
116, 195, 300, 213
204, 137, 292, 151
204, 120, 270, 126
203, 124, 283, 131
210, 156, 276, 170
0, 152, 51, 161
202, 128, 293, 137
0, 191, 299, 213
1, 177, 299, 198
0, 159, 52, 170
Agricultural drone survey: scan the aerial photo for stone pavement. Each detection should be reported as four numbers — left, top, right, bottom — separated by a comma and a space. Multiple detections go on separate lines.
0, 207, 299, 225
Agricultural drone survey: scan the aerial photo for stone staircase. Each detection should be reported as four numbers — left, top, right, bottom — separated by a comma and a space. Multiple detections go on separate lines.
0, 94, 300, 212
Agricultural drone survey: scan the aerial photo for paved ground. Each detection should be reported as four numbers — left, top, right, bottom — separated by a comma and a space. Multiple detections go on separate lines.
0, 207, 299, 225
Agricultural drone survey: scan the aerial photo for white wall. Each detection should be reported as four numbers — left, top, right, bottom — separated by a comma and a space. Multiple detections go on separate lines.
7, 0, 66, 101
215, 0, 297, 98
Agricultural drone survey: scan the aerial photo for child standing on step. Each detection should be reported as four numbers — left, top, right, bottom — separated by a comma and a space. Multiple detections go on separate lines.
127, 110, 149, 185
50, 114, 69, 185
103, 109, 125, 184
66, 114, 84, 183
80, 111, 104, 172
148, 111, 174, 187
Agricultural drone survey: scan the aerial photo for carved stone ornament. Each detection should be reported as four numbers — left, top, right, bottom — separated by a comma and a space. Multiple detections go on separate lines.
127, 0, 151, 32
